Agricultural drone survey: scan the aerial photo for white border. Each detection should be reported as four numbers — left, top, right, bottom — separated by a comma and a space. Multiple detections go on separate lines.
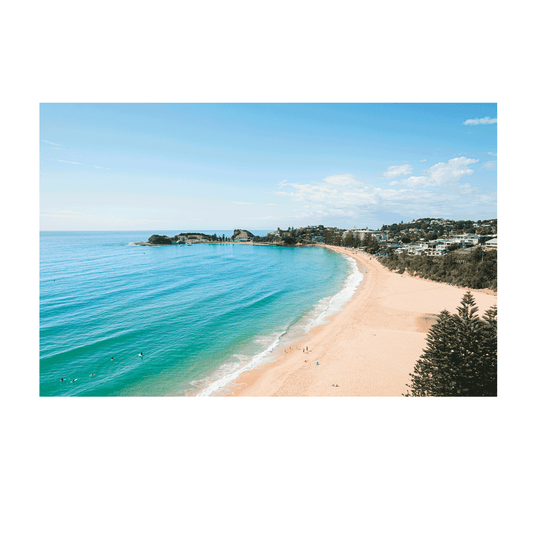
17, 84, 516, 416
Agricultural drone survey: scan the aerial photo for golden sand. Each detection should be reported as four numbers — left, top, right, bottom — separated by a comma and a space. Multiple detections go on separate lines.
227, 245, 497, 397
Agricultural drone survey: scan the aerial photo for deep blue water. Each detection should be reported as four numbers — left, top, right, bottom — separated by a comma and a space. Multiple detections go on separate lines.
40, 231, 360, 396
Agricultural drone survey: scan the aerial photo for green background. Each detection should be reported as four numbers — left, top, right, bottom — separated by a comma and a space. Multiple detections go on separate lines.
0, 2, 531, 532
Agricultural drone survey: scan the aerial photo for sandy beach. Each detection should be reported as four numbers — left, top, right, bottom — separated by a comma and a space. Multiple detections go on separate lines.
227, 245, 497, 397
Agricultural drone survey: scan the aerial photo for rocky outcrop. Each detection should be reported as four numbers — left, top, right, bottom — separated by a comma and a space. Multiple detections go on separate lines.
170, 233, 219, 243
147, 234, 173, 245
232, 229, 255, 241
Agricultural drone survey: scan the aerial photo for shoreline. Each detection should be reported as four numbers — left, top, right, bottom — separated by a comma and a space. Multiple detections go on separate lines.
192, 244, 362, 396
222, 245, 497, 397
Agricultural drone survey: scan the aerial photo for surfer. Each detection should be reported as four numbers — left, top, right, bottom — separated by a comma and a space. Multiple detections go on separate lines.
60, 378, 65, 382
139, 351, 143, 357
89, 374, 95, 377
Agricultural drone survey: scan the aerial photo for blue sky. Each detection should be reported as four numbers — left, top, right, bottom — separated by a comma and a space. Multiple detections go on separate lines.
40, 103, 497, 231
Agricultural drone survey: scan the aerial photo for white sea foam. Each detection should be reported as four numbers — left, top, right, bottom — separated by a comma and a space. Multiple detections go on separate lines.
307, 254, 363, 329
193, 332, 285, 397
194, 251, 363, 397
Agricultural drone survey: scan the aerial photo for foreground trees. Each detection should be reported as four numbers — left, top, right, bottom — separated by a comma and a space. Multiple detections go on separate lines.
405, 292, 497, 396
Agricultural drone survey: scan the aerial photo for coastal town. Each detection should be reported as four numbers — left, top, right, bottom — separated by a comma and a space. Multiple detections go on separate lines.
251, 217, 497, 256
136, 218, 497, 292
140, 217, 497, 257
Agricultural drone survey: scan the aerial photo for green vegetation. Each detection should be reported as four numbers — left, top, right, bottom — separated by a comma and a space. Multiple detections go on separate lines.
248, 218, 497, 293
378, 247, 497, 291
405, 292, 497, 396
176, 232, 228, 242
381, 218, 497, 240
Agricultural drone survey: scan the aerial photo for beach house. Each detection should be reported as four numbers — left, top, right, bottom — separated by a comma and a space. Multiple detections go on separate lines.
485, 238, 497, 249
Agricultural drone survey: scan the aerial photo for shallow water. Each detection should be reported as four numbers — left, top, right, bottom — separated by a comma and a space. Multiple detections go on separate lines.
40, 231, 361, 396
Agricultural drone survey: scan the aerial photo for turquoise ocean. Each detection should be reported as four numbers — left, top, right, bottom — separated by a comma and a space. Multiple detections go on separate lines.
40, 231, 363, 396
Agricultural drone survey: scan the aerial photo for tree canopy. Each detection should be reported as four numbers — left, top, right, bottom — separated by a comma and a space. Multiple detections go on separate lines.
379, 247, 497, 291
405, 292, 497, 396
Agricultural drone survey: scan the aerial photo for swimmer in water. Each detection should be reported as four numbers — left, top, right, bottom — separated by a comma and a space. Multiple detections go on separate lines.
60, 378, 65, 382
111, 357, 115, 361
89, 374, 95, 377
139, 351, 143, 357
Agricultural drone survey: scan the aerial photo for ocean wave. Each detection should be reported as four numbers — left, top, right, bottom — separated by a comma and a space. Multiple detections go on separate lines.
307, 254, 363, 329
192, 331, 286, 397
193, 252, 363, 397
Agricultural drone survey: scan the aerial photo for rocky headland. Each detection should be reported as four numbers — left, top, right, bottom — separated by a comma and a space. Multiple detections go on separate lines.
232, 229, 255, 241
133, 230, 254, 246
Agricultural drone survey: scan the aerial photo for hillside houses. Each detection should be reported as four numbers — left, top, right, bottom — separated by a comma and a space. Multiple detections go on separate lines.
250, 218, 497, 257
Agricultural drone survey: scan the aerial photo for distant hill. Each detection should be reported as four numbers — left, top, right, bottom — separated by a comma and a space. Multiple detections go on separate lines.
232, 229, 255, 240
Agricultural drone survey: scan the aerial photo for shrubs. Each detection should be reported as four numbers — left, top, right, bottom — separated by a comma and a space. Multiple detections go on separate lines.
405, 292, 497, 396
379, 248, 497, 291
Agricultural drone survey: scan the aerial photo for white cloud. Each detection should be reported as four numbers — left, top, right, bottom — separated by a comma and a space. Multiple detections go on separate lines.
488, 152, 497, 156
483, 160, 497, 170
42, 140, 62, 146
419, 159, 427, 162
58, 159, 82, 165
233, 201, 253, 205
250, 215, 286, 221
381, 164, 413, 179
94, 165, 102, 169
463, 117, 497, 125
323, 174, 359, 186
271, 156, 493, 224
397, 157, 478, 188
41, 209, 91, 218
276, 171, 496, 223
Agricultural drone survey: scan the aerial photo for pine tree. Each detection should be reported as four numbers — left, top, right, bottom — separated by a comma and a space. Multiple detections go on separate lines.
406, 310, 459, 396
405, 292, 497, 396
477, 306, 498, 396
